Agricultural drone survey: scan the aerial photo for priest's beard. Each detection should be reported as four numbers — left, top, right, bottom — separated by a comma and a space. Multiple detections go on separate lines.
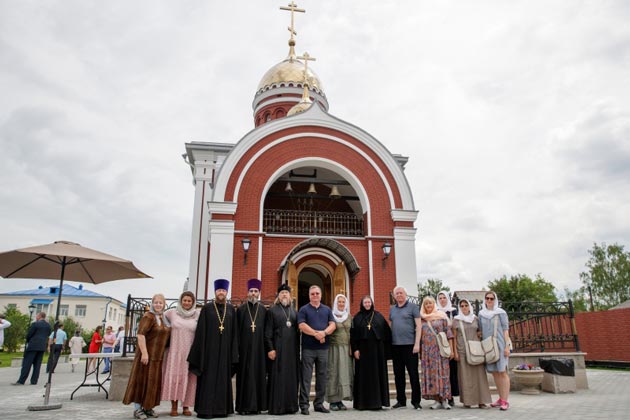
248, 296, 258, 304
280, 297, 291, 307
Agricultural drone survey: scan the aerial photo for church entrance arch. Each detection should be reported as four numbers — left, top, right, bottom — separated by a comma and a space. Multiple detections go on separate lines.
280, 238, 361, 308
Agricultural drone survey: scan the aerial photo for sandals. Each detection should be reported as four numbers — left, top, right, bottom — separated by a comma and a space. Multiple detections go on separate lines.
182, 408, 192, 417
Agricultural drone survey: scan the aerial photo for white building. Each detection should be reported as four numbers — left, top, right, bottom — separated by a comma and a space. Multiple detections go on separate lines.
0, 284, 125, 330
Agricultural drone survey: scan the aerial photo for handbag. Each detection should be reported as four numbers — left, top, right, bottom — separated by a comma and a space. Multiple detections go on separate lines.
427, 320, 451, 358
481, 316, 500, 364
458, 320, 485, 365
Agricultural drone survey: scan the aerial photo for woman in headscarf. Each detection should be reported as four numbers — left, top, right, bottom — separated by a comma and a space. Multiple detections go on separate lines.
420, 296, 454, 410
479, 291, 511, 411
436, 290, 459, 406
351, 295, 391, 410
325, 294, 353, 410
452, 298, 491, 408
123, 294, 171, 420
162, 291, 200, 417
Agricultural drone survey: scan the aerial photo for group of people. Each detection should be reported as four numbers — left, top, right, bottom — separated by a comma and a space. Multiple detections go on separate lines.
394, 287, 511, 411
122, 281, 512, 419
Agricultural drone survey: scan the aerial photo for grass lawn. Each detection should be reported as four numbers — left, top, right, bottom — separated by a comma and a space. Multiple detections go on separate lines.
0, 351, 50, 368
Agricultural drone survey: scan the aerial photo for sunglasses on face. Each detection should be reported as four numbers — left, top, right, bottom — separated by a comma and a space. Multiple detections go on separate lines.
485, 297, 495, 301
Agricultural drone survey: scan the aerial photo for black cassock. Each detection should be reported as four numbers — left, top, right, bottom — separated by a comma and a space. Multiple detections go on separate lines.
187, 301, 238, 419
235, 301, 268, 413
351, 309, 392, 410
264, 303, 300, 415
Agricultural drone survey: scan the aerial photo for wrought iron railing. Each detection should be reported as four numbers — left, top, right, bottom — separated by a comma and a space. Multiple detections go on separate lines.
389, 294, 579, 353
263, 209, 363, 236
122, 295, 278, 356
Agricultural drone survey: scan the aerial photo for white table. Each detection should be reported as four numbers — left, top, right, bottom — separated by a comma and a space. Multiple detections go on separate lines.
70, 352, 121, 399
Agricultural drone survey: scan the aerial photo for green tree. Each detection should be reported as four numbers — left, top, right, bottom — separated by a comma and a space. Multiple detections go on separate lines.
562, 287, 589, 313
580, 242, 630, 310
487, 274, 557, 304
417, 278, 450, 299
2, 306, 30, 353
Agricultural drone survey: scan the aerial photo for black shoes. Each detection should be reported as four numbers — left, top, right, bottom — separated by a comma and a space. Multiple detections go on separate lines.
412, 403, 422, 410
314, 406, 331, 414
392, 402, 406, 409
300, 408, 310, 415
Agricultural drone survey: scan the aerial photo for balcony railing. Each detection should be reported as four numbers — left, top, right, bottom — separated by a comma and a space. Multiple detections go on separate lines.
263, 209, 363, 236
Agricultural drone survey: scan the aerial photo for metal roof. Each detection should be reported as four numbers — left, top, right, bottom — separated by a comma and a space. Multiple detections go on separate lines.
1, 284, 107, 298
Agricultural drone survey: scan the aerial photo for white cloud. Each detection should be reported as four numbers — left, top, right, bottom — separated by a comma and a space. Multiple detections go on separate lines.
1, 0, 629, 303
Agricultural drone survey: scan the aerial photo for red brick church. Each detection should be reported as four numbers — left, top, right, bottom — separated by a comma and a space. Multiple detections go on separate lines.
183, 4, 418, 312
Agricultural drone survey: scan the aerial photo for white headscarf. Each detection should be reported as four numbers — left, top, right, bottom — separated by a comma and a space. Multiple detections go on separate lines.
332, 294, 349, 323
436, 290, 455, 312
479, 291, 507, 319
149, 295, 171, 328
454, 298, 476, 323
175, 292, 198, 319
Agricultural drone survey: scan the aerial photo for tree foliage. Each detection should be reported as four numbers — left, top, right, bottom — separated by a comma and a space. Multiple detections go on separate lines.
2, 306, 31, 353
417, 278, 450, 299
487, 273, 557, 304
562, 287, 589, 313
580, 242, 630, 310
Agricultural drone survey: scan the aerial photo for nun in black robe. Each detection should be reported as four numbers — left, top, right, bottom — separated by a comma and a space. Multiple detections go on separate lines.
351, 295, 392, 410
264, 285, 300, 415
187, 288, 238, 419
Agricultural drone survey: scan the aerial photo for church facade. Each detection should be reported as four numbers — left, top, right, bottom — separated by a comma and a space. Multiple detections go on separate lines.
183, 6, 418, 311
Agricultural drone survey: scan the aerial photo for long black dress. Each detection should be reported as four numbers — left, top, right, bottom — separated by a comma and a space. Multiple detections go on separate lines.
264, 303, 300, 415
187, 301, 238, 419
235, 301, 268, 414
443, 308, 460, 399
351, 308, 392, 410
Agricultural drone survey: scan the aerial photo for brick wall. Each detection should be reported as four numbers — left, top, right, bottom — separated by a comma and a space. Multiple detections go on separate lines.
575, 308, 630, 362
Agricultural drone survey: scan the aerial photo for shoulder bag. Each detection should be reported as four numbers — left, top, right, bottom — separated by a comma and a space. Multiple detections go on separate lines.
427, 320, 451, 358
458, 320, 485, 365
481, 316, 500, 364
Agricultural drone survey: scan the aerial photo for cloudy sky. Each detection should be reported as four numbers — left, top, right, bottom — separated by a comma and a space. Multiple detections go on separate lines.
1, 0, 629, 303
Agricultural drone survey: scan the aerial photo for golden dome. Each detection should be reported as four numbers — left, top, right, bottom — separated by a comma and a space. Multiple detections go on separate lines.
256, 58, 324, 95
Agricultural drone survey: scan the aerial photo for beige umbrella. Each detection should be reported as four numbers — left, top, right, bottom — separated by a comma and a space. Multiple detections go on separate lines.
0, 240, 151, 410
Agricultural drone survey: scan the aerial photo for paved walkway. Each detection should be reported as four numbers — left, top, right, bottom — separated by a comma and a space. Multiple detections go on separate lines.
1, 362, 628, 419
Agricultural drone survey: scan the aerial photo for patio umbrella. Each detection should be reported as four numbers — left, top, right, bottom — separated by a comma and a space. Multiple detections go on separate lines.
0, 240, 151, 410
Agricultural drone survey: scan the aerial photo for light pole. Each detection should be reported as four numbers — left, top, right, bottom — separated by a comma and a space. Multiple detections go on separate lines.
28, 304, 36, 323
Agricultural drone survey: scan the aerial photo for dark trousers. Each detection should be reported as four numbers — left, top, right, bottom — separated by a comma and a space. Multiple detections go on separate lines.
46, 344, 63, 373
18, 350, 45, 384
300, 348, 328, 409
391, 344, 421, 405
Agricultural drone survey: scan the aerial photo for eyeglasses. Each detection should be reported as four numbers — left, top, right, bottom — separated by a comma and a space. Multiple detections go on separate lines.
310, 292, 321, 295
485, 297, 495, 301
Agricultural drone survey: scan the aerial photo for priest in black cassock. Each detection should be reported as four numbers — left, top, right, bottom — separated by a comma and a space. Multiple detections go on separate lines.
188, 279, 238, 419
235, 278, 268, 414
264, 283, 300, 415
351, 295, 392, 410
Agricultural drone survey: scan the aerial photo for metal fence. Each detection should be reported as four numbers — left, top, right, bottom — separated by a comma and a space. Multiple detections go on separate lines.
390, 294, 580, 353
263, 209, 363, 236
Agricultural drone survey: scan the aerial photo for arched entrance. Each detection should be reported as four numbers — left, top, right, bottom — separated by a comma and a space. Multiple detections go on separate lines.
281, 238, 360, 308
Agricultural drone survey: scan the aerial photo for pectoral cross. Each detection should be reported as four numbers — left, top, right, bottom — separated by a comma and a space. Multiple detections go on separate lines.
368, 324, 371, 330
219, 325, 224, 334
251, 322, 256, 333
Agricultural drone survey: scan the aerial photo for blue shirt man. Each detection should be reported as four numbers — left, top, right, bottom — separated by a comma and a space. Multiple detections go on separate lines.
297, 285, 335, 414
46, 323, 67, 374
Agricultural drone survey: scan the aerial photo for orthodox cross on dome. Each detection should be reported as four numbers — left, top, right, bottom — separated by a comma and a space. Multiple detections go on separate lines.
280, 1, 305, 60
297, 51, 316, 103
